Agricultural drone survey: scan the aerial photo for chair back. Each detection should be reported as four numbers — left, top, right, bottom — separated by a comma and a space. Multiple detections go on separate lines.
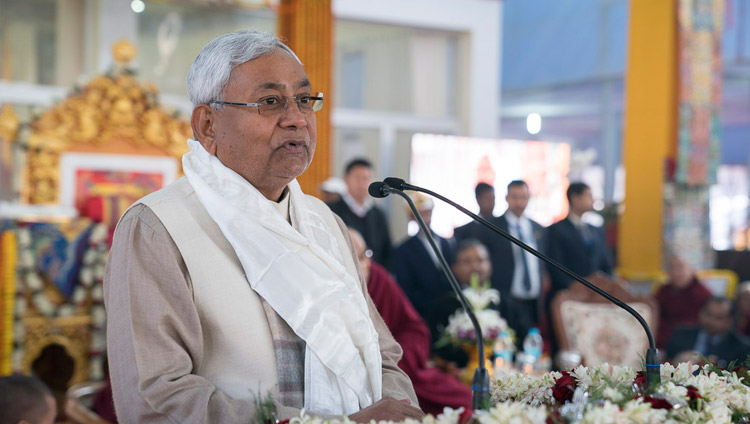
551, 273, 659, 369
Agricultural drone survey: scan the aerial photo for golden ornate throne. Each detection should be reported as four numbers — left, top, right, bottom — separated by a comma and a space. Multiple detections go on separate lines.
0, 40, 191, 420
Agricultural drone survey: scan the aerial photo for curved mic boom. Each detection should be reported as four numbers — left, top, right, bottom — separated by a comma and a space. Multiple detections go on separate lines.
379, 178, 662, 389
368, 180, 491, 410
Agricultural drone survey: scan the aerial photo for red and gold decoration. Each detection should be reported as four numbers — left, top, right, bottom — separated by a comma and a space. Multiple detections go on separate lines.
22, 40, 191, 205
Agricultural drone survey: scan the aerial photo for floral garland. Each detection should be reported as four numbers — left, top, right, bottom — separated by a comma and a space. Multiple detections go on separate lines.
275, 363, 750, 423
442, 275, 509, 343
11, 223, 109, 378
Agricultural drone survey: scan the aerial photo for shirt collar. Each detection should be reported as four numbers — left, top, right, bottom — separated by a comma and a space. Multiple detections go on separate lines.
567, 212, 584, 227
342, 191, 374, 218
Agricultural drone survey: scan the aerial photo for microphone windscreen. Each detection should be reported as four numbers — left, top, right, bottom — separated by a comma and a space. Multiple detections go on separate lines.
383, 177, 406, 190
368, 182, 390, 198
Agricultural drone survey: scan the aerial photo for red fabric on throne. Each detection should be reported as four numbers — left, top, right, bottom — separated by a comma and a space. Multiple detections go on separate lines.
366, 262, 472, 415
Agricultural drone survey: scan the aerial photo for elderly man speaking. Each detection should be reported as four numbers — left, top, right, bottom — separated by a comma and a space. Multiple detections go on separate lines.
104, 30, 422, 423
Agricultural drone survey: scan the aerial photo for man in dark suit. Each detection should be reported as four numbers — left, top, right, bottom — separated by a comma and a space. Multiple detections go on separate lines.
493, 180, 545, 341
329, 158, 392, 266
453, 183, 506, 294
391, 192, 456, 342
667, 297, 750, 368
546, 182, 613, 294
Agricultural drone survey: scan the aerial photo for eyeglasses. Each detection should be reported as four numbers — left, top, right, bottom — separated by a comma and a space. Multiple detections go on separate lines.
209, 92, 324, 116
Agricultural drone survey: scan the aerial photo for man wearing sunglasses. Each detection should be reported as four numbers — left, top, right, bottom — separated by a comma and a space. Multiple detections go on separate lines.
104, 30, 421, 423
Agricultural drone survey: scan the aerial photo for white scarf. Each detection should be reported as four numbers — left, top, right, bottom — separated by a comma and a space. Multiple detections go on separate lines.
182, 139, 382, 415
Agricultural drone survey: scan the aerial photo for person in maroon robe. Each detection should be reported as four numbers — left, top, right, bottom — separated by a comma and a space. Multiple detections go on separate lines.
348, 228, 473, 415
656, 255, 712, 348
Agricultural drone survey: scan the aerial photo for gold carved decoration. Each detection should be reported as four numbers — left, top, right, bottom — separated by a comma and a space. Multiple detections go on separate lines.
0, 104, 20, 142
25, 40, 191, 204
22, 315, 92, 387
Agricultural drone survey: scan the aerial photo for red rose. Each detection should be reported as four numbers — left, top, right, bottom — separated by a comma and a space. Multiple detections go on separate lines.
552, 371, 577, 404
641, 395, 673, 410
458, 408, 474, 424
633, 371, 647, 390
685, 385, 702, 401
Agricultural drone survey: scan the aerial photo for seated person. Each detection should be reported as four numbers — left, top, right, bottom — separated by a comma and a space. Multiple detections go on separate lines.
391, 193, 456, 342
655, 255, 712, 348
667, 297, 750, 368
348, 228, 472, 415
0, 375, 57, 424
735, 282, 750, 337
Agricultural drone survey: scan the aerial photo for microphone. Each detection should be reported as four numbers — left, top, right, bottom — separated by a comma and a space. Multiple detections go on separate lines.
367, 181, 392, 199
368, 181, 491, 410
379, 178, 661, 389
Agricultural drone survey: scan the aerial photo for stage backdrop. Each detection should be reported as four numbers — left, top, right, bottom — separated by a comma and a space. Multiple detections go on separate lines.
410, 134, 570, 237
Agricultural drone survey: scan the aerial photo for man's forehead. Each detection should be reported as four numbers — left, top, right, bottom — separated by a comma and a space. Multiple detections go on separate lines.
254, 79, 311, 91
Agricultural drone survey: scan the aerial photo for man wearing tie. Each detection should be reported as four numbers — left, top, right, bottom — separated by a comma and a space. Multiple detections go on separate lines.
494, 180, 545, 342
546, 182, 613, 295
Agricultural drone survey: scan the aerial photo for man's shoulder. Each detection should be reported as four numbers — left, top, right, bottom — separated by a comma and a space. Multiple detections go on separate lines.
138, 177, 194, 209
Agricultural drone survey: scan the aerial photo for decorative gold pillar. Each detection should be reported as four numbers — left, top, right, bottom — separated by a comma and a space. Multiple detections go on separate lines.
278, 0, 333, 198
618, 0, 677, 280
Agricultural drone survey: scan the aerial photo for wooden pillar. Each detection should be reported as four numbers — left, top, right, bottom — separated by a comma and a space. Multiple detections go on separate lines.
618, 0, 677, 280
278, 0, 333, 198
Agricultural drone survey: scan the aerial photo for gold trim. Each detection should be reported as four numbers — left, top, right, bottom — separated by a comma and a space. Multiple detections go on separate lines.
25, 43, 191, 204
21, 315, 93, 386
0, 231, 16, 375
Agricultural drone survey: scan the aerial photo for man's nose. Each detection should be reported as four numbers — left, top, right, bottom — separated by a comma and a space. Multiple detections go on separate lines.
279, 99, 308, 127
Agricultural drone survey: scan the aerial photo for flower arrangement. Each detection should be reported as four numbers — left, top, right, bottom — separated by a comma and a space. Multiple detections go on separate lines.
273, 362, 750, 423
442, 274, 509, 344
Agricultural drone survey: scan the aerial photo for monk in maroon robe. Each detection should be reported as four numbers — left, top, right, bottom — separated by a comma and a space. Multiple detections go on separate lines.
656, 256, 712, 348
348, 228, 473, 415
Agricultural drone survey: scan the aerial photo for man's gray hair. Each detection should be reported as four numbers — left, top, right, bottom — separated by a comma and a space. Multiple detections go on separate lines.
186, 30, 302, 108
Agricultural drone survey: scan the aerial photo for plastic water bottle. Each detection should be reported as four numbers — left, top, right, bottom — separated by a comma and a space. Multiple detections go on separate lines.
493, 330, 514, 374
523, 327, 543, 363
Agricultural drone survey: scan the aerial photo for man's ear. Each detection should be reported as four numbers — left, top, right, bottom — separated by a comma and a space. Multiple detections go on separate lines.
191, 104, 218, 155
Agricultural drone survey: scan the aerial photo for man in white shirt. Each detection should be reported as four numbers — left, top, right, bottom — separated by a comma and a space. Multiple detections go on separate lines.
329, 158, 393, 266
494, 180, 545, 342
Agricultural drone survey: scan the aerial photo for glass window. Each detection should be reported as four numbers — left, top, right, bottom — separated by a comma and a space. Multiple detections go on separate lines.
136, 2, 276, 97
0, 0, 86, 86
334, 20, 462, 118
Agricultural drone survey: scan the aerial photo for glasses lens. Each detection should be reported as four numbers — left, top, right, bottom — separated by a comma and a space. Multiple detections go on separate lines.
257, 93, 324, 116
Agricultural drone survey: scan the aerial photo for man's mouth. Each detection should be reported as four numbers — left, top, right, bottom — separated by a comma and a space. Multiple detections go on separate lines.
282, 140, 307, 153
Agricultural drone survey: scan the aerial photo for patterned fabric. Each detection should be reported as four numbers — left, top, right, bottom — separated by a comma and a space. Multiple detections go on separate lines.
260, 299, 305, 409
559, 301, 654, 369
29, 219, 94, 297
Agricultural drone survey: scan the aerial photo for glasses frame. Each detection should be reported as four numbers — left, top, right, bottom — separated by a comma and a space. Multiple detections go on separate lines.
208, 92, 324, 116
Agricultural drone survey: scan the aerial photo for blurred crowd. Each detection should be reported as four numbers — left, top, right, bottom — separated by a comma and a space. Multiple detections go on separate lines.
323, 157, 750, 412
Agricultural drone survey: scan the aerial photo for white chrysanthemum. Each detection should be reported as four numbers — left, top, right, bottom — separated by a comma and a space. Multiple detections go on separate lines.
91, 223, 108, 242
32, 293, 55, 316
601, 386, 626, 403
94, 264, 106, 280
91, 285, 104, 302
82, 249, 97, 265
92, 306, 107, 327
463, 287, 501, 310
579, 400, 622, 424
17, 228, 31, 245
26, 273, 43, 291
72, 286, 87, 305
480, 401, 546, 424
445, 308, 507, 340
80, 267, 94, 287
58, 305, 75, 317
620, 399, 669, 423
20, 250, 34, 268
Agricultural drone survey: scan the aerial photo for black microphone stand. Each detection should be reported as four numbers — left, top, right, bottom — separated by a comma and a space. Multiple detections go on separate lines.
375, 183, 491, 410
383, 178, 661, 389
